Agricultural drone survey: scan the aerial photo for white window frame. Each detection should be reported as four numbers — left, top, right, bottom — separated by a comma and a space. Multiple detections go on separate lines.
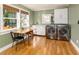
0, 4, 30, 35
42, 14, 51, 24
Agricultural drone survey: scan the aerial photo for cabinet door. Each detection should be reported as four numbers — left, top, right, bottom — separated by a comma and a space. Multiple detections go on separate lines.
54, 8, 68, 24
35, 25, 44, 35
32, 25, 37, 34
39, 25, 45, 35
32, 25, 46, 35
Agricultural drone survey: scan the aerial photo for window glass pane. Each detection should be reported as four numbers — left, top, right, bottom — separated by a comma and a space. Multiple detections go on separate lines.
3, 9, 16, 18
3, 19, 17, 29
42, 14, 51, 24
3, 5, 18, 30
20, 13, 29, 28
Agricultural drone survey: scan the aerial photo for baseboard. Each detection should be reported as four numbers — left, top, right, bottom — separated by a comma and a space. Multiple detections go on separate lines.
0, 43, 12, 53
0, 42, 16, 53
0, 40, 24, 53
70, 40, 79, 53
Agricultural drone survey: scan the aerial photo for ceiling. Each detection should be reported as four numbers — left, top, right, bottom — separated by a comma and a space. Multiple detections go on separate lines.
23, 4, 69, 11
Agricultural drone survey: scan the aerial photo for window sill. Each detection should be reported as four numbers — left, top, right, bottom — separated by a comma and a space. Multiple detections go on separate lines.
0, 27, 17, 35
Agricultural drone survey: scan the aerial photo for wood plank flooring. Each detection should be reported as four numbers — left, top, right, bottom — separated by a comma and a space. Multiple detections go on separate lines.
0, 36, 78, 55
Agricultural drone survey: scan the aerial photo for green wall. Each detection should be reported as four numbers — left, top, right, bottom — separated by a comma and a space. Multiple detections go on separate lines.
33, 9, 54, 24
0, 34, 12, 48
0, 4, 34, 48
69, 4, 79, 48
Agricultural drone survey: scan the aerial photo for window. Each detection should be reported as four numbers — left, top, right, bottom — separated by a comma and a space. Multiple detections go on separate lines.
20, 10, 29, 29
0, 4, 30, 35
3, 5, 19, 30
3, 19, 17, 29
42, 14, 51, 24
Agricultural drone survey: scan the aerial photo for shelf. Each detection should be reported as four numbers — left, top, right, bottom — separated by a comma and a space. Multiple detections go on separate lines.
3, 17, 17, 19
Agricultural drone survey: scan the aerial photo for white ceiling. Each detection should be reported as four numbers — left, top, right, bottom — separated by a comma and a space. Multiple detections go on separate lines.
23, 4, 69, 11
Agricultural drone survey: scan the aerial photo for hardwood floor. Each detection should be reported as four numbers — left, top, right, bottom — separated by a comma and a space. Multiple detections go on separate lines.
0, 36, 78, 55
